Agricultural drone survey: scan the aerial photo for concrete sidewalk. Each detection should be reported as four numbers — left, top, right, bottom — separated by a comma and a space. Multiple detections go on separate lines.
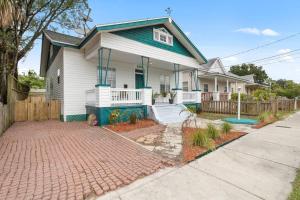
97, 112, 300, 200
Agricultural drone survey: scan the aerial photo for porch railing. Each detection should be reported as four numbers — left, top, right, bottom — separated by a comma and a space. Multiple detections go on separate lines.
182, 92, 197, 102
201, 92, 213, 101
111, 88, 143, 105
220, 93, 229, 101
86, 89, 96, 106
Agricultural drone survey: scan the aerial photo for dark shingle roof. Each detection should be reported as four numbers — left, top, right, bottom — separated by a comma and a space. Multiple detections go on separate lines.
44, 30, 83, 46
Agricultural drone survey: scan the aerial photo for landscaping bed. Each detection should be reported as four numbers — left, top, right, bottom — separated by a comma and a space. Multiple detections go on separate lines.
105, 119, 157, 133
182, 127, 246, 162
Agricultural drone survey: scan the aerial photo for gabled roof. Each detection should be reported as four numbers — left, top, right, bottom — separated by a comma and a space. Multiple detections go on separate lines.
43, 30, 82, 47
42, 17, 207, 63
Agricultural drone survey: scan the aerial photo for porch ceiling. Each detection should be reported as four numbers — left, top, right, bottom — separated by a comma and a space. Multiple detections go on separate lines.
89, 49, 194, 71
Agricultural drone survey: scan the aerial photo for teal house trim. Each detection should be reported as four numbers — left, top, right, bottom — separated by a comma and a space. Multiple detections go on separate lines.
66, 114, 87, 122
112, 25, 193, 57
86, 105, 148, 126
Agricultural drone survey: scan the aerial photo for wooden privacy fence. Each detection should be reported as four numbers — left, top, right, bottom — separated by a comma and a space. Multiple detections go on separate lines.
201, 100, 296, 115
14, 96, 60, 121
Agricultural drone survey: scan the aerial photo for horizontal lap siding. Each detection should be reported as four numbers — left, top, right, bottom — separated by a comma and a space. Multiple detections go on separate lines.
101, 33, 200, 68
63, 48, 97, 120
46, 48, 64, 117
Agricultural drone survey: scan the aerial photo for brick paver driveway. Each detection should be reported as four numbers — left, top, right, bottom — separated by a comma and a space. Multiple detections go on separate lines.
0, 121, 172, 200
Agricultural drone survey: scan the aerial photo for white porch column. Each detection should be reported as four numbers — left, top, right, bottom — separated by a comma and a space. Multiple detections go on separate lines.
235, 81, 238, 93
226, 79, 229, 92
142, 88, 152, 106
195, 90, 202, 103
213, 76, 220, 101
226, 79, 231, 100
96, 85, 111, 107
173, 89, 183, 104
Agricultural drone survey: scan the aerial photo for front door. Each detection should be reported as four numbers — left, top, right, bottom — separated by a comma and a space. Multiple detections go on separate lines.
135, 70, 144, 89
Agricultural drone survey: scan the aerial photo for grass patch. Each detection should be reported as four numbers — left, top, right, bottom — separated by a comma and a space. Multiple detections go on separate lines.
289, 169, 300, 200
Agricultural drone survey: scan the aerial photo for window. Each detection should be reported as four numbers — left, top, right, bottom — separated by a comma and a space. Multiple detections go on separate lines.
203, 84, 208, 92
57, 69, 60, 84
160, 75, 170, 94
182, 81, 188, 91
153, 28, 173, 46
98, 68, 116, 88
224, 86, 227, 93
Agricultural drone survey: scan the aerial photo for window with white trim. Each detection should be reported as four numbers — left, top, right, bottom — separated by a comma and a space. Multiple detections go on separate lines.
203, 84, 208, 92
97, 68, 116, 88
153, 28, 173, 46
160, 75, 170, 94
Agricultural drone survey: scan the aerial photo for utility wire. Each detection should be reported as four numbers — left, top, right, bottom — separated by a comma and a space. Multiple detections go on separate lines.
221, 32, 300, 59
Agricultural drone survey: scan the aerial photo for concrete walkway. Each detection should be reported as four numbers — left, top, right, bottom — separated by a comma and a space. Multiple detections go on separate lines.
97, 112, 300, 200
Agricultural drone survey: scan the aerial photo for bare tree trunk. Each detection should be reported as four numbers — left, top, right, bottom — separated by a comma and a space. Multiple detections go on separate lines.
0, 50, 8, 104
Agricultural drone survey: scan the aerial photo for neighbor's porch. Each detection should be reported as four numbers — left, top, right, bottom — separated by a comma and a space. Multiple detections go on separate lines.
198, 74, 247, 101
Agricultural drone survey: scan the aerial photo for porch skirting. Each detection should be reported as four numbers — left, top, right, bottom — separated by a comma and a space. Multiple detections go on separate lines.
86, 105, 148, 126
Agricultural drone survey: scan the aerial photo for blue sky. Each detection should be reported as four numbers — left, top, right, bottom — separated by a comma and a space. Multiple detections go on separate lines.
19, 0, 300, 82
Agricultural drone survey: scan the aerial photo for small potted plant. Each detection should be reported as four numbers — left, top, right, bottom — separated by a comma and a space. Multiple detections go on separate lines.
169, 91, 176, 104
152, 92, 159, 105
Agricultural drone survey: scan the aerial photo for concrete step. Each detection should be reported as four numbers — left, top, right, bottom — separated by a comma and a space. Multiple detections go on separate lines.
151, 104, 192, 124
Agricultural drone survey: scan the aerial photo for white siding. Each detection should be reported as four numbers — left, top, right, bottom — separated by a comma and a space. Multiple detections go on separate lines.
63, 48, 97, 119
101, 32, 201, 69
45, 48, 64, 115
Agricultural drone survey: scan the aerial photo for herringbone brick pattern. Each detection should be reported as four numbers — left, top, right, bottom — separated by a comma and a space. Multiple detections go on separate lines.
0, 121, 172, 200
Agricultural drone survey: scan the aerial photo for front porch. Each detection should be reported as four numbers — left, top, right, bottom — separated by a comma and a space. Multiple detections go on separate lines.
84, 47, 202, 125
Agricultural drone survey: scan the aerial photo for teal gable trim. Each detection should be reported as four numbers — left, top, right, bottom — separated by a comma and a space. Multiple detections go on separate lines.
86, 105, 148, 126
79, 18, 169, 48
66, 114, 87, 122
112, 25, 194, 57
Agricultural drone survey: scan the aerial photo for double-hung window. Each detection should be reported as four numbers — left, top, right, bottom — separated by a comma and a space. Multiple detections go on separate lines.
203, 84, 209, 92
98, 68, 116, 88
160, 75, 170, 94
153, 28, 173, 46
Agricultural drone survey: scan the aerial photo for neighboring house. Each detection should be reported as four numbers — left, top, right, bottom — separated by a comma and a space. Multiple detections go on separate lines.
40, 17, 208, 125
182, 58, 266, 101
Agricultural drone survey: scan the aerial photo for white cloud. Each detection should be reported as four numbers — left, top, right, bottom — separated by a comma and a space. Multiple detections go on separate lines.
235, 28, 260, 35
184, 31, 191, 37
223, 56, 239, 65
277, 49, 294, 62
235, 27, 279, 37
261, 29, 279, 36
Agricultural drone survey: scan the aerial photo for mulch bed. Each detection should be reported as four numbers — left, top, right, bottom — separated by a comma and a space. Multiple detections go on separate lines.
105, 119, 157, 133
252, 117, 277, 129
182, 127, 246, 163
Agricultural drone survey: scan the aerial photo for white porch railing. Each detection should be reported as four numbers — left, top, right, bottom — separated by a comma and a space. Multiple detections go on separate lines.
182, 91, 197, 102
86, 89, 96, 106
111, 88, 143, 105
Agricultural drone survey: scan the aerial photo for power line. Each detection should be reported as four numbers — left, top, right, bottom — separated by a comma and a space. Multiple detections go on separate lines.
221, 32, 300, 59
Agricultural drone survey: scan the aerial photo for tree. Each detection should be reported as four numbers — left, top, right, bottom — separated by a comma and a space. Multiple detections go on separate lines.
0, 0, 90, 103
19, 70, 45, 89
229, 63, 269, 84
271, 79, 300, 99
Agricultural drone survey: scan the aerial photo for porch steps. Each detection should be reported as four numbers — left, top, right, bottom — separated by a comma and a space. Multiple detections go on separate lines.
151, 104, 191, 124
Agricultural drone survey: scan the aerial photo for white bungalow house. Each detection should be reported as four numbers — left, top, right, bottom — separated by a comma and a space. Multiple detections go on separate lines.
40, 17, 208, 125
182, 57, 265, 101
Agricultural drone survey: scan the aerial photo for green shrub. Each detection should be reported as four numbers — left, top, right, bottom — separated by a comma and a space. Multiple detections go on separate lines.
231, 93, 248, 101
109, 109, 120, 125
129, 112, 137, 124
206, 123, 220, 139
258, 112, 271, 122
192, 130, 215, 150
221, 122, 232, 134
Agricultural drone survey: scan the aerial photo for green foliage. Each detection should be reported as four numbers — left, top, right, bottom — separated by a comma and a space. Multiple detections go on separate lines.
288, 169, 300, 200
152, 92, 159, 99
271, 79, 300, 99
129, 112, 137, 124
229, 64, 269, 84
221, 122, 232, 134
231, 93, 248, 101
258, 112, 272, 122
206, 124, 220, 140
19, 70, 45, 89
108, 109, 120, 125
252, 89, 276, 101
192, 129, 215, 150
